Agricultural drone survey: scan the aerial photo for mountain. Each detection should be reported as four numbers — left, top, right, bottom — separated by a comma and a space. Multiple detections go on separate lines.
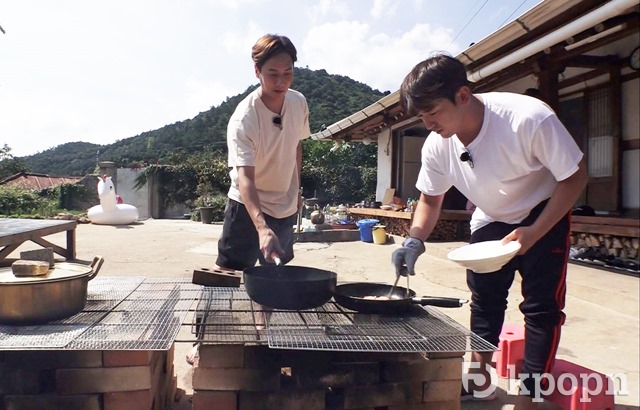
20, 68, 389, 176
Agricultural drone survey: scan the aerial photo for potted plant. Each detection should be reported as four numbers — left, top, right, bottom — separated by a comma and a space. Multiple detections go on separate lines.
195, 195, 214, 224
194, 194, 227, 224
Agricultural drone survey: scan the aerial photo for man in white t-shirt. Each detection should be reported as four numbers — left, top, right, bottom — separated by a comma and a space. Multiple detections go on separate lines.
392, 54, 587, 409
187, 34, 309, 366
218, 34, 309, 270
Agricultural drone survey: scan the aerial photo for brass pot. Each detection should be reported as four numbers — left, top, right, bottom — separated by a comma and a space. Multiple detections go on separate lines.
0, 256, 104, 325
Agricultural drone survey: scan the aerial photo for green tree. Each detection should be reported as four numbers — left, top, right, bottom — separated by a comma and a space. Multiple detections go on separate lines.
0, 144, 28, 181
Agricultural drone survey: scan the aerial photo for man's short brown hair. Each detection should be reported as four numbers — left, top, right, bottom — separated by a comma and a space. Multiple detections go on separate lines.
252, 34, 298, 70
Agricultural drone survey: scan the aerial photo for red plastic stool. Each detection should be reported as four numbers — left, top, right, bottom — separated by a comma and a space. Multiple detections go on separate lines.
494, 323, 526, 378
546, 359, 615, 410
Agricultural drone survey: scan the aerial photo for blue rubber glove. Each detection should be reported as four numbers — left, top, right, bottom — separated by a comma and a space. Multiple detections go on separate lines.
391, 237, 426, 277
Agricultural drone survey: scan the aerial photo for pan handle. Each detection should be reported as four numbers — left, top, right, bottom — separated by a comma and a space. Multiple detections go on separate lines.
87, 256, 104, 280
412, 297, 468, 308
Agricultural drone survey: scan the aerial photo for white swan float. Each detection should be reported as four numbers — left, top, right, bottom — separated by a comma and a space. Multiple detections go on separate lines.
87, 175, 139, 225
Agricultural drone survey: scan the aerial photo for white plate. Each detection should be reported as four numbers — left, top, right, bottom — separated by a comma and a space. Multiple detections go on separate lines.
380, 205, 392, 210
447, 240, 521, 273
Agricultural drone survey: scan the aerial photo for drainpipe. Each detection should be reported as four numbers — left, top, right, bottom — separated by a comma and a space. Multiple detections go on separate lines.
468, 0, 638, 82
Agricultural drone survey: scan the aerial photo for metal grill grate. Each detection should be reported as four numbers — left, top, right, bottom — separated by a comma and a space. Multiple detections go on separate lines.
0, 277, 200, 350
194, 286, 496, 353
193, 287, 267, 344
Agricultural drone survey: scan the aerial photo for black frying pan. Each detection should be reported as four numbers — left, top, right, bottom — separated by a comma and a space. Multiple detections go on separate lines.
244, 265, 337, 310
333, 283, 468, 314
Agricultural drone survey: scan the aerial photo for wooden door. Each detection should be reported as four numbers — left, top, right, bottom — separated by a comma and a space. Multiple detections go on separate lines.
585, 86, 620, 212
558, 83, 621, 213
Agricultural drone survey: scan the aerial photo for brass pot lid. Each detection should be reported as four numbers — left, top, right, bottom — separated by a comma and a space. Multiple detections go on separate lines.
0, 261, 93, 285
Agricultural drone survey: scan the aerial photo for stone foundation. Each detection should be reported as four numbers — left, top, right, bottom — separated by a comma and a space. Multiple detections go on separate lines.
193, 345, 464, 410
0, 345, 176, 410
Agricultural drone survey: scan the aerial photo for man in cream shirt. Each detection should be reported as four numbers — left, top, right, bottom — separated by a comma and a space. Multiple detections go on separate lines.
187, 33, 309, 366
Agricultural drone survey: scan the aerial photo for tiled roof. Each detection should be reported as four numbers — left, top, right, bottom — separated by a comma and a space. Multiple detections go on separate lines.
0, 172, 83, 189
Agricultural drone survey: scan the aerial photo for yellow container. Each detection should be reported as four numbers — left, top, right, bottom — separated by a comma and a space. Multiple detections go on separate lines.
372, 225, 387, 244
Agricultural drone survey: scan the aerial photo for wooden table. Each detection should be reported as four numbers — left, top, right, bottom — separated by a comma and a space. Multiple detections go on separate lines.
0, 218, 77, 263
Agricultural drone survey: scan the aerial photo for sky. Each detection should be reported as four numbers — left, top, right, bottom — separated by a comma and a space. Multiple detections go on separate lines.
0, 0, 541, 157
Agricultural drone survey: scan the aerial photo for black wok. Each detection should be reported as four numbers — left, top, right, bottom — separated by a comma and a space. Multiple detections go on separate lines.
244, 265, 337, 310
333, 283, 468, 314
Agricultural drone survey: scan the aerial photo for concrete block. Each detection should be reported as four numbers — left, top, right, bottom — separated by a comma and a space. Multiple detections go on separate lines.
165, 376, 178, 409
277, 349, 336, 367
332, 351, 422, 363
56, 366, 152, 394
239, 390, 325, 410
103, 389, 152, 410
4, 351, 103, 369
164, 344, 175, 374
4, 394, 100, 410
1, 368, 52, 394
198, 345, 245, 368
243, 345, 282, 368
389, 400, 460, 410
293, 362, 379, 388
382, 356, 462, 382
192, 391, 237, 410
426, 351, 465, 359
149, 352, 166, 403
193, 367, 280, 391
103, 350, 153, 367
0, 363, 7, 395
343, 381, 424, 408
422, 380, 461, 402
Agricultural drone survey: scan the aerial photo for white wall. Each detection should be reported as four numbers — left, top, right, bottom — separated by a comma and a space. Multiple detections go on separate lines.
116, 168, 149, 219
375, 128, 393, 202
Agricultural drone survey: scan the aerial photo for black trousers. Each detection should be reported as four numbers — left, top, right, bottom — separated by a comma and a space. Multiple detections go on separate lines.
216, 199, 297, 270
466, 200, 571, 397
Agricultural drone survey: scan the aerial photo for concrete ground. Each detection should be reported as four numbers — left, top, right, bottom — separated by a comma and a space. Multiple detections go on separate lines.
5, 218, 638, 409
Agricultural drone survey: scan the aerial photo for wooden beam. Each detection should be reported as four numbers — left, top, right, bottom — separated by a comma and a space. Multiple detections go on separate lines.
472, 14, 638, 94
622, 139, 640, 151
565, 55, 618, 68
571, 216, 640, 227
558, 67, 610, 90
465, 0, 604, 73
571, 223, 639, 237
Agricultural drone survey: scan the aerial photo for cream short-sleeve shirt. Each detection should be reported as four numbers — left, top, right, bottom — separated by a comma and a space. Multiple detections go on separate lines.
227, 88, 310, 219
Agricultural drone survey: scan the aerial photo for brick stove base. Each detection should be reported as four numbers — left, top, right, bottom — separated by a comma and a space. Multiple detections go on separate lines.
0, 345, 176, 410
193, 345, 463, 410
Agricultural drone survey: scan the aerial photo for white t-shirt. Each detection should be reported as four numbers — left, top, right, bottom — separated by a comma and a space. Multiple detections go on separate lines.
227, 88, 310, 219
416, 92, 583, 232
